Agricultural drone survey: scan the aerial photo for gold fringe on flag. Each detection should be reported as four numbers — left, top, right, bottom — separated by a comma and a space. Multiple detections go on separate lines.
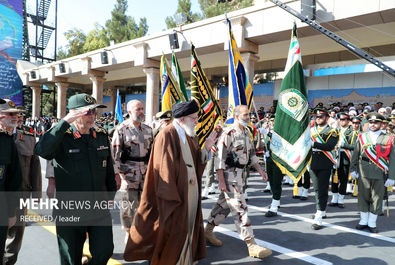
293, 183, 299, 196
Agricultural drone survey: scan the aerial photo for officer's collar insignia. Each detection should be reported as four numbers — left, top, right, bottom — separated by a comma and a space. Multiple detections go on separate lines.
92, 130, 96, 139
84, 95, 95, 104
9, 101, 15, 108
73, 131, 81, 139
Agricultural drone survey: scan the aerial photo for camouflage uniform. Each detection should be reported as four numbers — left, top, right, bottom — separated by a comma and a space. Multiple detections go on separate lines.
207, 124, 259, 241
111, 119, 153, 229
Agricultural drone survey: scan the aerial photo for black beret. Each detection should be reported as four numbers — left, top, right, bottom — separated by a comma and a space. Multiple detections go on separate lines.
172, 100, 199, 118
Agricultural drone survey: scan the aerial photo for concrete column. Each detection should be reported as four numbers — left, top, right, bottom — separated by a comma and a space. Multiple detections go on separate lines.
240, 52, 259, 89
90, 76, 106, 116
143, 67, 160, 125
241, 52, 259, 111
55, 82, 69, 119
31, 86, 42, 119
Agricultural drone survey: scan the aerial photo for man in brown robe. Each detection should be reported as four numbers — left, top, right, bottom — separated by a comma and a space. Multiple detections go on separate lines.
124, 100, 216, 265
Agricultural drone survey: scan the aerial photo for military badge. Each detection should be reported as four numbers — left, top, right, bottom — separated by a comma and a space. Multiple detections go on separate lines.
84, 95, 95, 104
9, 101, 15, 108
278, 88, 308, 122
73, 131, 81, 139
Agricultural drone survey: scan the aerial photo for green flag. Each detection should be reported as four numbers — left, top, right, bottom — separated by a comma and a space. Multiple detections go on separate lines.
270, 24, 312, 184
172, 51, 189, 101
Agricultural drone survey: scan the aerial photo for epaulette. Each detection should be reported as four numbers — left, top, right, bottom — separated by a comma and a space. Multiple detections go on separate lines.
0, 128, 12, 136
94, 126, 108, 134
141, 123, 152, 131
330, 128, 340, 136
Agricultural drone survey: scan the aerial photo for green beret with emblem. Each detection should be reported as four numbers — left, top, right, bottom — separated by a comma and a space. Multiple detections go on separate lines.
155, 110, 172, 121
0, 99, 25, 113
67, 93, 106, 110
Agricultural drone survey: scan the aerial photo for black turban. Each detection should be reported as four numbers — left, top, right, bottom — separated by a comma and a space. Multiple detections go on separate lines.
172, 100, 199, 118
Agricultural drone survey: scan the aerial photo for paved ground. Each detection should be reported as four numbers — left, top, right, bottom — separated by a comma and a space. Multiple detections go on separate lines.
15, 159, 395, 264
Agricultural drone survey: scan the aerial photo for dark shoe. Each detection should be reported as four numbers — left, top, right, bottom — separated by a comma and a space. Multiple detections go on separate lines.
355, 224, 368, 230
263, 189, 271, 193
379, 212, 384, 216
292, 195, 300, 199
265, 211, 278, 217
208, 191, 216, 195
368, 226, 378, 233
300, 196, 308, 201
337, 204, 345, 208
311, 224, 322, 230
202, 196, 208, 200
328, 202, 338, 207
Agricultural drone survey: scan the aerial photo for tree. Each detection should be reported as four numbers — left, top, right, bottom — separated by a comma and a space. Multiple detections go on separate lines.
199, 0, 253, 19
56, 0, 148, 59
83, 23, 110, 52
165, 0, 200, 29
105, 0, 148, 44
63, 28, 86, 57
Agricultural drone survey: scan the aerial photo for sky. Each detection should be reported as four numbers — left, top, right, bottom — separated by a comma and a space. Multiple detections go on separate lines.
28, 0, 201, 52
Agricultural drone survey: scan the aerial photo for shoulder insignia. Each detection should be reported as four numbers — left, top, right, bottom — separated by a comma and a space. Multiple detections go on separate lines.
0, 128, 12, 136
94, 127, 108, 134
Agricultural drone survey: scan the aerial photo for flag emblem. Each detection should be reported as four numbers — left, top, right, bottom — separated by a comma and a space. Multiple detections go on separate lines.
278, 88, 308, 122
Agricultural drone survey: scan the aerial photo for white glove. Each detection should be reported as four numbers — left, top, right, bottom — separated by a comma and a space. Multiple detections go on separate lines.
265, 151, 270, 158
350, 171, 359, 180
384, 179, 395, 187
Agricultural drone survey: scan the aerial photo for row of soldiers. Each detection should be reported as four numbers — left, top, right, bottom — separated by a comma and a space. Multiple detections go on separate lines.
1, 93, 394, 264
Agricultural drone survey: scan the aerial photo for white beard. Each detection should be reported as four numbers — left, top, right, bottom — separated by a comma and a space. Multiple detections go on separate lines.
239, 119, 249, 127
182, 119, 196, 137
132, 113, 144, 122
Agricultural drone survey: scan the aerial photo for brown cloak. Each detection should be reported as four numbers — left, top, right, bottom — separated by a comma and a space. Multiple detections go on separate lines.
124, 124, 207, 264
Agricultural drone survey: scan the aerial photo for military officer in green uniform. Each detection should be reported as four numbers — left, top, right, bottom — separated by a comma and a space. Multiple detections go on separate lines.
0, 98, 22, 263
350, 112, 395, 233
34, 93, 117, 265
262, 119, 284, 217
152, 110, 172, 138
2, 100, 41, 265
328, 113, 357, 208
310, 109, 339, 230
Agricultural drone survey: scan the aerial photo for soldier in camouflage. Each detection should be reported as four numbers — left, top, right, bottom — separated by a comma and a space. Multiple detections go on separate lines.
111, 100, 153, 242
205, 105, 272, 259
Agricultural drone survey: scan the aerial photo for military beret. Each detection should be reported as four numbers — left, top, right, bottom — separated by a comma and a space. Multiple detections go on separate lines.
351, 117, 362, 123
338, 112, 350, 120
67, 93, 106, 110
172, 100, 199, 118
155, 110, 172, 121
367, 112, 385, 122
0, 99, 25, 113
315, 108, 329, 117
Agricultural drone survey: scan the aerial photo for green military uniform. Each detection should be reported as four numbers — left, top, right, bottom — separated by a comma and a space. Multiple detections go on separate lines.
329, 117, 358, 208
34, 94, 117, 265
350, 112, 395, 233
264, 131, 284, 217
310, 112, 339, 230
0, 127, 22, 262
4, 124, 41, 265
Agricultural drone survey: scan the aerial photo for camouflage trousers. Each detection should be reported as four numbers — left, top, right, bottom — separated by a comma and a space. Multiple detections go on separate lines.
207, 182, 254, 241
119, 189, 141, 230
